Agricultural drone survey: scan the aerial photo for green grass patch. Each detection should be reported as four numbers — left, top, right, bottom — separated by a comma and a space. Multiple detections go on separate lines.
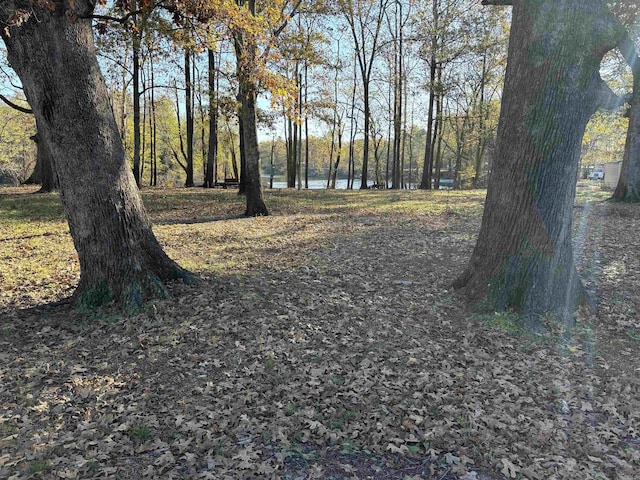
130, 424, 153, 443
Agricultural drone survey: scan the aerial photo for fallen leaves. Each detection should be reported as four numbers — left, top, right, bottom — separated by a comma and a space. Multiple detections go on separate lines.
0, 187, 639, 479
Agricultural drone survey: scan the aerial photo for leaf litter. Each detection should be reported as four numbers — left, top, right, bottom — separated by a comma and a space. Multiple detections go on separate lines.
0, 186, 638, 479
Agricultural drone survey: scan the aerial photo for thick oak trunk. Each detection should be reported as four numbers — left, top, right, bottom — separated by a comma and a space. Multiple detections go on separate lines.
454, 0, 621, 330
1, 1, 190, 309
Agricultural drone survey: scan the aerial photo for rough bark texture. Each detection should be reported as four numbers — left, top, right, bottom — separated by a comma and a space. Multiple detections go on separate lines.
233, 0, 268, 216
1, 0, 190, 309
454, 0, 622, 330
184, 49, 195, 187
238, 80, 268, 215
613, 72, 640, 202
204, 48, 218, 188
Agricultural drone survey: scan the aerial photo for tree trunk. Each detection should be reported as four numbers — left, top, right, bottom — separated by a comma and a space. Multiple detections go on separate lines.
184, 49, 195, 187
419, 60, 437, 189
332, 125, 343, 189
1, 1, 190, 309
360, 81, 370, 189
286, 115, 296, 187
233, 0, 268, 216
304, 65, 309, 189
473, 52, 488, 189
132, 21, 141, 188
204, 48, 218, 188
613, 69, 640, 201
150, 54, 157, 187
296, 71, 302, 190
238, 80, 267, 215
27, 131, 57, 192
453, 0, 622, 330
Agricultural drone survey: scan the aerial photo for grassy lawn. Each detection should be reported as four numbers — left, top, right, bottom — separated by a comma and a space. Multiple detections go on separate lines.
0, 185, 638, 479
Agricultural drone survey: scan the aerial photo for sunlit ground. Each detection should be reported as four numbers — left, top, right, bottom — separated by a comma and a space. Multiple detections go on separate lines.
0, 183, 638, 479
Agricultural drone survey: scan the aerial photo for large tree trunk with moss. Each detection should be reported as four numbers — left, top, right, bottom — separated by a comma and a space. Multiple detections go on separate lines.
1, 0, 190, 309
454, 0, 624, 330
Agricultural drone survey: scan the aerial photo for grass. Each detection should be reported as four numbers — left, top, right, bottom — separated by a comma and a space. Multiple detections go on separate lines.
130, 424, 153, 444
1, 183, 637, 480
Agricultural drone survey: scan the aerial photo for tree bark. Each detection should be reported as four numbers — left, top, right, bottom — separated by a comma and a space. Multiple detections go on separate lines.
613, 79, 640, 201
233, 0, 268, 215
1, 0, 190, 309
132, 2, 142, 188
454, 0, 623, 330
27, 132, 57, 193
204, 48, 218, 188
184, 49, 195, 187
419, 60, 437, 189
613, 37, 640, 202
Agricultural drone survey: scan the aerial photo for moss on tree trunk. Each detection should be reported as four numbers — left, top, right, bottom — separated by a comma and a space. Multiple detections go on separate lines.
454, 0, 625, 330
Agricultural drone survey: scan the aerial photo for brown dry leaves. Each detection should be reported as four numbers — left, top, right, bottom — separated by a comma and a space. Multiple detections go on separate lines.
0, 186, 639, 479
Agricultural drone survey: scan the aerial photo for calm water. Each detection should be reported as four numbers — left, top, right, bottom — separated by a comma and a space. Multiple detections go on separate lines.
262, 176, 421, 189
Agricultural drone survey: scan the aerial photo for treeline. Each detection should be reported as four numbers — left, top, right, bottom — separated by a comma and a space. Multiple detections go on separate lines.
0, 0, 631, 191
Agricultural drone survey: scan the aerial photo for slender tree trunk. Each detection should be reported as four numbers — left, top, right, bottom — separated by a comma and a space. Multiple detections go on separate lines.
361, 81, 370, 189
473, 52, 488, 189
1, 1, 190, 308
225, 120, 240, 181
332, 124, 343, 189
238, 119, 247, 193
140, 71, 147, 182
205, 48, 218, 188
184, 49, 195, 187
348, 55, 357, 190
327, 116, 336, 189
132, 11, 141, 188
120, 56, 128, 154
454, 0, 622, 330
287, 115, 296, 187
296, 71, 302, 190
386, 77, 392, 189
420, 59, 437, 189
434, 73, 443, 189
150, 55, 157, 187
304, 65, 309, 189
270, 140, 275, 189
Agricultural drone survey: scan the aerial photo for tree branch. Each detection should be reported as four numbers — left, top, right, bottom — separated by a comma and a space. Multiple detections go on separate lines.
0, 94, 32, 114
481, 0, 513, 5
273, 0, 304, 38
78, 2, 165, 24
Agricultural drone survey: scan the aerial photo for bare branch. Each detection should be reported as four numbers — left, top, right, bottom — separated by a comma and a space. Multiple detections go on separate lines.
0, 94, 32, 114
273, 0, 304, 38
481, 0, 513, 5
